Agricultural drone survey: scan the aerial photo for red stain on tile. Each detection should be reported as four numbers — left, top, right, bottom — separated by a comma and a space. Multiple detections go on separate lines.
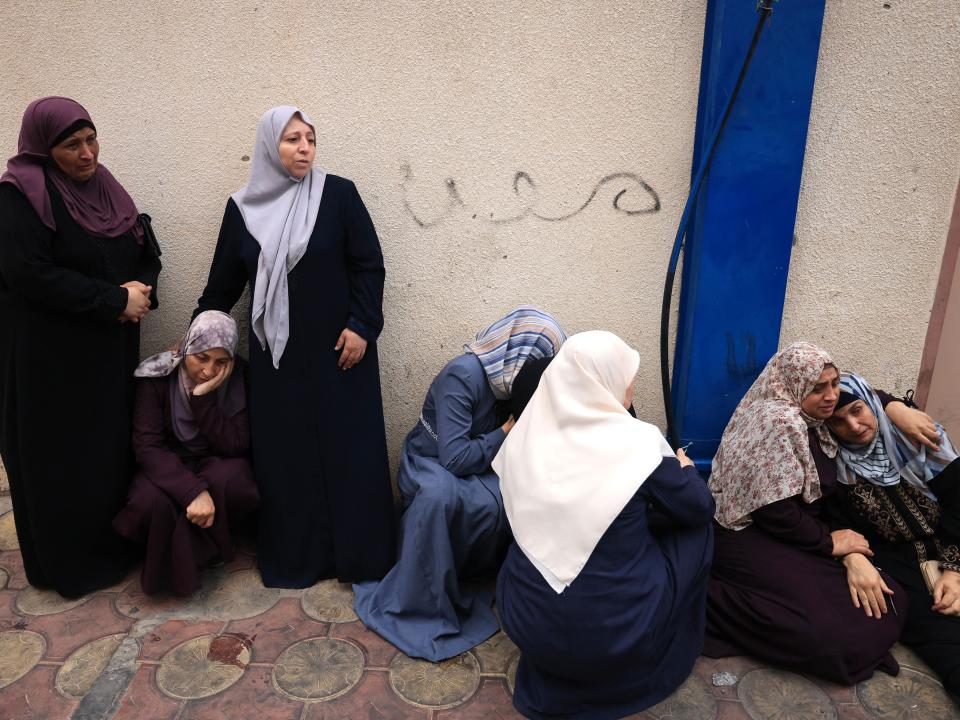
15, 593, 134, 660
138, 619, 226, 661
329, 620, 399, 668
303, 671, 428, 720
113, 665, 181, 720
206, 633, 253, 669
435, 678, 523, 719
224, 597, 327, 664
179, 666, 302, 720
0, 664, 79, 720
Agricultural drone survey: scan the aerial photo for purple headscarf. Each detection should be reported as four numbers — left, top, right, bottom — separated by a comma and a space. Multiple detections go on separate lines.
1, 96, 142, 240
135, 311, 245, 451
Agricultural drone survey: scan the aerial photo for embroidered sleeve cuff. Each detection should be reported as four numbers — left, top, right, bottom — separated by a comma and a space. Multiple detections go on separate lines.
940, 561, 960, 574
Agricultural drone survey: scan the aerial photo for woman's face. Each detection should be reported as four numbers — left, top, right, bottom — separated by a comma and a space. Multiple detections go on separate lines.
183, 347, 231, 384
278, 115, 316, 179
800, 365, 840, 420
828, 400, 879, 445
50, 127, 99, 181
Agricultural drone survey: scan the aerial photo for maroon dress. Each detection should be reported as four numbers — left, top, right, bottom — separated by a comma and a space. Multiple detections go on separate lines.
704, 428, 908, 684
113, 358, 259, 595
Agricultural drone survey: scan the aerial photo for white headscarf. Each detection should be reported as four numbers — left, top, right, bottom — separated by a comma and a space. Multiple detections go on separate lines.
232, 106, 326, 368
493, 331, 674, 593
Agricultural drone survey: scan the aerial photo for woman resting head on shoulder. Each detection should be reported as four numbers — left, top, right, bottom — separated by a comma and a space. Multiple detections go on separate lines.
113, 310, 259, 596
826, 372, 960, 694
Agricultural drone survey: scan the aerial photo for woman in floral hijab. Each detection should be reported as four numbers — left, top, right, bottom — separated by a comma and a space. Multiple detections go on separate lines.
704, 342, 910, 684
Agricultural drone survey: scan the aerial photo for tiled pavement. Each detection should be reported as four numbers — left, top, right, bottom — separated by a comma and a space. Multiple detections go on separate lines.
1, 501, 959, 720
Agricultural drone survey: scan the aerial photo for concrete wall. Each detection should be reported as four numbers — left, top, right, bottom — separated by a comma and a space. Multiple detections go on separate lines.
1, 0, 958, 478
782, 0, 960, 393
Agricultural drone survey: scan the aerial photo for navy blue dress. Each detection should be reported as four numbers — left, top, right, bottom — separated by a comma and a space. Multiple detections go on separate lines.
196, 176, 396, 587
496, 457, 715, 719
353, 353, 509, 660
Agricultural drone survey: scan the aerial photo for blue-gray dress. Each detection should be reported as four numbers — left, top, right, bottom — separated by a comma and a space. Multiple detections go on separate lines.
354, 352, 508, 661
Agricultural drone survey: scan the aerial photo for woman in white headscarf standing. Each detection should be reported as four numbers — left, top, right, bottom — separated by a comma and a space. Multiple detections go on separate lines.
494, 331, 715, 719
195, 106, 395, 588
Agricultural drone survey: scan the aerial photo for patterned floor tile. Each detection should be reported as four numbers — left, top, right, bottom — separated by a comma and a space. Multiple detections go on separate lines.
0, 664, 79, 720
0, 512, 18, 551
138, 619, 227, 661
156, 634, 251, 700
272, 637, 364, 702
0, 567, 8, 591
0, 550, 29, 590
301, 579, 358, 624
474, 631, 519, 675
691, 654, 765, 701
0, 630, 45, 689
505, 649, 519, 695
15, 585, 92, 616
737, 668, 837, 720
302, 670, 429, 719
891, 642, 940, 681
435, 677, 522, 719
805, 672, 859, 706
330, 619, 399, 668
112, 665, 181, 720
389, 651, 482, 709
647, 671, 719, 720
180, 666, 303, 720
13, 593, 132, 661
225, 597, 328, 664
117, 567, 281, 621
857, 666, 960, 719
55, 633, 127, 698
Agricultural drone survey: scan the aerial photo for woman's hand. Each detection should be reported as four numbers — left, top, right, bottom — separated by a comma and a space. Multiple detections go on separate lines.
502, 415, 516, 434
886, 401, 941, 452
933, 569, 960, 616
186, 490, 215, 529
830, 528, 873, 557
676, 448, 695, 468
843, 552, 894, 618
193, 358, 234, 397
335, 328, 367, 369
119, 282, 152, 323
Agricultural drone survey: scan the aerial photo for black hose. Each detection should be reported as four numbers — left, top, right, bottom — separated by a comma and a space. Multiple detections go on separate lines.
660, 2, 774, 448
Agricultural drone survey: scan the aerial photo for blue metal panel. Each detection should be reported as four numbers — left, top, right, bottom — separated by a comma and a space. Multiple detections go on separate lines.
672, 0, 826, 473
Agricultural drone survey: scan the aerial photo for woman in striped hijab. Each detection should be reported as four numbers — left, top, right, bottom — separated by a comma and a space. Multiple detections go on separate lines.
353, 306, 565, 661
827, 372, 960, 695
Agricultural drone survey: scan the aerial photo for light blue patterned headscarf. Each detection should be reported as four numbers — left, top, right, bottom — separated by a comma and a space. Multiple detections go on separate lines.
465, 306, 566, 400
834, 373, 956, 499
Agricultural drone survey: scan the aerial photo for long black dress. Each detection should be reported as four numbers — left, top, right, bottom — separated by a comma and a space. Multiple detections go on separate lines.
196, 175, 396, 588
0, 179, 160, 597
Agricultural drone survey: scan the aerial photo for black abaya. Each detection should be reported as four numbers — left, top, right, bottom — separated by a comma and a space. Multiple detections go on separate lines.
0, 180, 160, 597
196, 175, 395, 588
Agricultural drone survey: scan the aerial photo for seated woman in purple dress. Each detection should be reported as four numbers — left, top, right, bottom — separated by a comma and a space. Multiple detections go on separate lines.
353, 306, 565, 662
826, 372, 960, 694
704, 342, 933, 683
113, 311, 259, 595
495, 331, 715, 719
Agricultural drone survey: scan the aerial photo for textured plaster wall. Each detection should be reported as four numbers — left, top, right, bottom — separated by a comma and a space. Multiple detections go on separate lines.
783, 0, 960, 394
0, 0, 958, 482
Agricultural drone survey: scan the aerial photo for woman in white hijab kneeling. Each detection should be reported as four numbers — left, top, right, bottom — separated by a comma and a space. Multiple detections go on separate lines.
494, 331, 715, 719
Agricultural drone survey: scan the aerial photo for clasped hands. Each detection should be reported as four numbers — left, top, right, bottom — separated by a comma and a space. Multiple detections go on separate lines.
118, 280, 152, 323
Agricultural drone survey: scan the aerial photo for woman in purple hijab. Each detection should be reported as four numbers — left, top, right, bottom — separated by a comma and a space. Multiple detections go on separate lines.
114, 311, 259, 595
0, 97, 161, 597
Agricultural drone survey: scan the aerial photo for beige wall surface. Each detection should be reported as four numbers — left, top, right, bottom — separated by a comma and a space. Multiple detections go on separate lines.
1, 1, 958, 474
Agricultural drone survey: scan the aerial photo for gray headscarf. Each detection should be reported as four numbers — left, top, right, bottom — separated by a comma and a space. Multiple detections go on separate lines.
231, 106, 326, 368
135, 311, 243, 450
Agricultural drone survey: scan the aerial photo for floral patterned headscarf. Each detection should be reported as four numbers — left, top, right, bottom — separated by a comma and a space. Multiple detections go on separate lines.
709, 341, 838, 530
